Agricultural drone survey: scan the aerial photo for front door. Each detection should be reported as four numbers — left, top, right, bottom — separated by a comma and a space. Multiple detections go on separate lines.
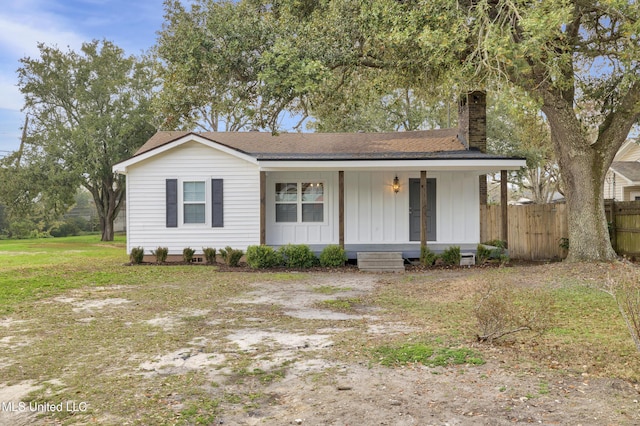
409, 178, 436, 241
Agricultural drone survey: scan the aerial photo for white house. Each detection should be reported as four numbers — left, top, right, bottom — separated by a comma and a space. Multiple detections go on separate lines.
113, 91, 525, 259
605, 139, 640, 201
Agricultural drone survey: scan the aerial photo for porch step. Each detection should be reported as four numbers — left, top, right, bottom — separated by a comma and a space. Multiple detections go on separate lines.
357, 252, 405, 273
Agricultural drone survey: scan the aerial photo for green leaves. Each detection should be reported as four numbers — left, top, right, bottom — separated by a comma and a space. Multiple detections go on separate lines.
15, 40, 156, 240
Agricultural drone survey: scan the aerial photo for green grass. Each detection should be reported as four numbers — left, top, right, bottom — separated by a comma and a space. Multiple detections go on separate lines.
372, 341, 485, 367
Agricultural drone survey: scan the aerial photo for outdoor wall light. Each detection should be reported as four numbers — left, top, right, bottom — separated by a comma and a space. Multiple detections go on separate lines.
392, 176, 400, 194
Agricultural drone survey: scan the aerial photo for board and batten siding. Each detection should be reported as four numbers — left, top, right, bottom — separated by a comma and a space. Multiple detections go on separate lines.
344, 171, 480, 245
265, 171, 339, 245
125, 141, 260, 254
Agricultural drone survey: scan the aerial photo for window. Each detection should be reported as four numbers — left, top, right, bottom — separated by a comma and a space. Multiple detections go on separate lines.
275, 183, 298, 222
183, 181, 206, 224
166, 179, 224, 228
275, 182, 324, 223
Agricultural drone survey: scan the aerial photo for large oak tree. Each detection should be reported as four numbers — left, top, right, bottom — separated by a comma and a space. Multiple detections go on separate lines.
267, 0, 639, 261
18, 40, 156, 241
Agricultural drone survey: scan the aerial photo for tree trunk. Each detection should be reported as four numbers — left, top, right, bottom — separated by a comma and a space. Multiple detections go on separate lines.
87, 178, 123, 242
101, 217, 114, 241
541, 92, 618, 262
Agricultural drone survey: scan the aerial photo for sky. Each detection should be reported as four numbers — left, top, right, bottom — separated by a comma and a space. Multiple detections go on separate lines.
0, 0, 167, 156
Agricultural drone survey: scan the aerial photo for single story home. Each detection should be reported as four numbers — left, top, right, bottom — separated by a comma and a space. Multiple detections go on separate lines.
113, 91, 525, 260
605, 139, 640, 201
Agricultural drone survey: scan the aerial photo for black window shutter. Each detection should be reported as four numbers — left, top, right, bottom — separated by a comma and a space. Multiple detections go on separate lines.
166, 179, 178, 228
212, 179, 224, 227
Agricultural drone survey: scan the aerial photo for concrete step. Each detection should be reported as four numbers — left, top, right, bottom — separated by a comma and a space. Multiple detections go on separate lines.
357, 252, 405, 273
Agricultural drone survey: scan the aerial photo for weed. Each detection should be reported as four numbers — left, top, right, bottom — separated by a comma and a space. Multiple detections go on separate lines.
474, 279, 554, 343
312, 285, 352, 295
372, 341, 484, 367
318, 298, 361, 311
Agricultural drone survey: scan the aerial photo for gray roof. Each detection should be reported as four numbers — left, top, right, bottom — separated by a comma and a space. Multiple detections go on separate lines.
611, 161, 640, 182
132, 130, 522, 161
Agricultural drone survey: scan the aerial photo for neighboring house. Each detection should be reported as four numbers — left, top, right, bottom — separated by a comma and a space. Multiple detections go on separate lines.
605, 140, 640, 201
113, 91, 525, 259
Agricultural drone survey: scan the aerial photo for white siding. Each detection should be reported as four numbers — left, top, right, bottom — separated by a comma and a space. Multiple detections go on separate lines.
126, 141, 260, 254
265, 171, 338, 245
344, 171, 480, 245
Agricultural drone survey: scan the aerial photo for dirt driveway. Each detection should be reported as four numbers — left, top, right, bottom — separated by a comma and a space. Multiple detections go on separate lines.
1, 268, 639, 425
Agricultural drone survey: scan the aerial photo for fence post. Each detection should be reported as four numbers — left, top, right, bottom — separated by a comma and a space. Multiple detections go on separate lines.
610, 199, 617, 253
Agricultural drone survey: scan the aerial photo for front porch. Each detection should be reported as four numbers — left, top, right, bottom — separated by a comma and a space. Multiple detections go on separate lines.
271, 243, 481, 260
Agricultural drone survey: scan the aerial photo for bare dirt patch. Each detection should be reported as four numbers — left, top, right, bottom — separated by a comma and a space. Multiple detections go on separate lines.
1, 265, 639, 425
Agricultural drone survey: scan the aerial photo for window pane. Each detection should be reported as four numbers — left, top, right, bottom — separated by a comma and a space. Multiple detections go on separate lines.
276, 183, 297, 202
276, 204, 297, 222
302, 203, 323, 222
302, 182, 323, 201
184, 204, 205, 224
184, 181, 205, 202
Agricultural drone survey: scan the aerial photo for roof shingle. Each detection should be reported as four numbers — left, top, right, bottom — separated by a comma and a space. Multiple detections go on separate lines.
134, 129, 467, 160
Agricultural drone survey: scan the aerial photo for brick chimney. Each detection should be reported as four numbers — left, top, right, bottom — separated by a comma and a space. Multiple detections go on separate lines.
458, 91, 486, 152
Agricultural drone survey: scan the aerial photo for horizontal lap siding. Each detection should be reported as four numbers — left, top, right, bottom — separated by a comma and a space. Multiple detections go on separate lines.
126, 141, 260, 254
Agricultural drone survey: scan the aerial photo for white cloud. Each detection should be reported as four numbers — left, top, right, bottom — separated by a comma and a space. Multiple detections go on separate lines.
0, 16, 85, 59
0, 74, 23, 111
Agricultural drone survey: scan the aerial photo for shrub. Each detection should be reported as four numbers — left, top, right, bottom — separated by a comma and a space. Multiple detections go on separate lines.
219, 246, 244, 267
604, 265, 640, 353
279, 244, 318, 268
130, 247, 145, 264
183, 247, 195, 263
246, 245, 283, 269
420, 245, 437, 266
474, 280, 554, 343
203, 247, 217, 265
319, 245, 347, 267
441, 246, 461, 266
152, 246, 168, 263
476, 244, 492, 265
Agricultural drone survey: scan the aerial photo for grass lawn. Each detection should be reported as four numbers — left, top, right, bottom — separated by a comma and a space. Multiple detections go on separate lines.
0, 236, 639, 424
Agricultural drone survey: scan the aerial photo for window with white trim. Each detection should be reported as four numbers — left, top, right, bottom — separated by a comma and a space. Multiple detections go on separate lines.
183, 181, 206, 224
275, 182, 324, 223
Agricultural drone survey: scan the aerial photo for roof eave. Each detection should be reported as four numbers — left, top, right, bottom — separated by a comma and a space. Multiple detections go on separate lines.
258, 158, 527, 172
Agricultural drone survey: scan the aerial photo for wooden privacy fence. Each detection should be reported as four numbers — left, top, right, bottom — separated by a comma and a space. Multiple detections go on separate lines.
481, 203, 568, 260
481, 200, 640, 260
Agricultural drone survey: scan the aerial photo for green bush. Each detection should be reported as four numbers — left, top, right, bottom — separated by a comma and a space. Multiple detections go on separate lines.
152, 246, 168, 263
476, 244, 492, 265
183, 247, 195, 263
482, 240, 508, 260
203, 247, 217, 265
319, 245, 347, 267
441, 246, 461, 266
219, 246, 244, 267
420, 245, 437, 266
279, 244, 318, 268
246, 245, 283, 269
130, 247, 145, 264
